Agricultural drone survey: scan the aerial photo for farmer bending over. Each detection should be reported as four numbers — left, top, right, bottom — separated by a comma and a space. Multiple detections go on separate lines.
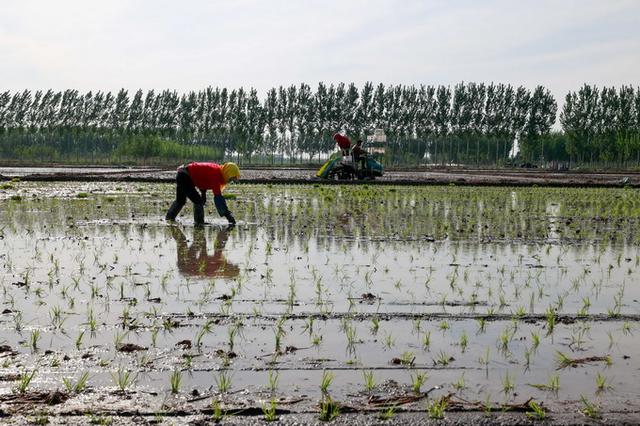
166, 162, 240, 225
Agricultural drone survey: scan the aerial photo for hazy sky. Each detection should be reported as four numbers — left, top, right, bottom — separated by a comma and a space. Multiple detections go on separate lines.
2, 0, 639, 103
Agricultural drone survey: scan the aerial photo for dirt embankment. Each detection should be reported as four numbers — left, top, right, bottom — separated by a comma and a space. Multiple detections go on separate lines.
1, 166, 639, 187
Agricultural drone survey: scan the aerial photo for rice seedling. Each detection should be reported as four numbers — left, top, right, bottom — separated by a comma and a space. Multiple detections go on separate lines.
170, 369, 182, 394
344, 322, 358, 347
476, 318, 487, 334
459, 331, 468, 352
384, 333, 395, 349
215, 371, 232, 393
17, 370, 37, 393
29, 329, 41, 351
370, 317, 380, 334
49, 306, 66, 330
262, 398, 278, 422
320, 370, 334, 394
75, 330, 85, 350
302, 317, 314, 336
502, 371, 514, 394
580, 395, 601, 419
412, 318, 422, 333
434, 350, 453, 367
530, 331, 540, 350
62, 372, 90, 394
498, 326, 513, 355
362, 370, 375, 392
526, 400, 546, 420
267, 370, 279, 393
410, 372, 427, 393
426, 396, 447, 419
378, 404, 396, 420
111, 367, 136, 393
578, 297, 591, 316
150, 327, 159, 347
227, 325, 238, 352
529, 374, 559, 392
544, 307, 556, 336
211, 399, 224, 422
422, 331, 431, 350
318, 396, 340, 422
182, 354, 194, 369
453, 372, 467, 391
595, 372, 611, 391
399, 351, 415, 366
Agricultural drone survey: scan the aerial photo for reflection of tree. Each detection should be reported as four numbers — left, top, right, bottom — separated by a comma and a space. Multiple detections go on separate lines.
170, 226, 239, 279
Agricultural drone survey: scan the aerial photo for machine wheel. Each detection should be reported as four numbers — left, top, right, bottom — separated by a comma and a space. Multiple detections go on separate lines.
326, 167, 342, 180
327, 165, 356, 180
340, 169, 354, 180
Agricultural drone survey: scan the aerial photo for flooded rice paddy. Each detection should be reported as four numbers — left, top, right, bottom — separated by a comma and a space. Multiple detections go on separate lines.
0, 181, 639, 423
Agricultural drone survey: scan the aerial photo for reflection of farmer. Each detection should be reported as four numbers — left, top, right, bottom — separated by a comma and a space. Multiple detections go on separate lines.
170, 226, 240, 279
165, 162, 240, 226
333, 133, 351, 156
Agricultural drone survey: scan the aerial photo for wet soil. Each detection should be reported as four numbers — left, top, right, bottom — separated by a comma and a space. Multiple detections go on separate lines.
0, 182, 639, 424
1, 166, 640, 187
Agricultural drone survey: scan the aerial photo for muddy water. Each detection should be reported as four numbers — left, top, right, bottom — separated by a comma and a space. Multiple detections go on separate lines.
0, 182, 639, 418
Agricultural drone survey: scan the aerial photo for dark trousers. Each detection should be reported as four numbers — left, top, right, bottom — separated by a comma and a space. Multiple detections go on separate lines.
175, 170, 203, 206
166, 169, 204, 221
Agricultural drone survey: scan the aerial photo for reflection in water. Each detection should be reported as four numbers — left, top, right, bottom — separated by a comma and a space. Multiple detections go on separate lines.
170, 226, 240, 279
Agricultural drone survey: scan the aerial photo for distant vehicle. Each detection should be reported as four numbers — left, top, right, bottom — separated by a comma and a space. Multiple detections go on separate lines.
316, 153, 384, 180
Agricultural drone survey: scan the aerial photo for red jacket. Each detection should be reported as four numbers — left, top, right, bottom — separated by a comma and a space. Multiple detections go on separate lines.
333, 133, 351, 150
186, 162, 225, 195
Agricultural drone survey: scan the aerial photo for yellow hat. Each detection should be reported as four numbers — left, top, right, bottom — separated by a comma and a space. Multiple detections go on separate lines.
222, 162, 240, 183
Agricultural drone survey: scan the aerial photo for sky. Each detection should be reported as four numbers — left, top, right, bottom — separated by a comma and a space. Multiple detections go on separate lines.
1, 0, 639, 105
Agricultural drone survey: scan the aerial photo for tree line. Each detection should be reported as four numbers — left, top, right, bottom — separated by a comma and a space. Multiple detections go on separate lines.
0, 83, 638, 167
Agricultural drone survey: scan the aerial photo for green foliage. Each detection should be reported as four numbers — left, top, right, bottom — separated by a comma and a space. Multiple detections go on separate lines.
170, 369, 182, 394
526, 400, 546, 420
62, 371, 90, 393
215, 371, 232, 393
111, 367, 136, 393
320, 370, 334, 394
580, 395, 601, 419
2, 83, 639, 167
114, 135, 223, 163
318, 397, 340, 422
427, 397, 447, 419
17, 370, 37, 393
262, 398, 278, 422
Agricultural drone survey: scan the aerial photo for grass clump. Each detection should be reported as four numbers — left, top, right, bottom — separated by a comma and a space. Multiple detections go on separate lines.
580, 395, 601, 419
62, 371, 90, 393
17, 370, 37, 393
526, 400, 546, 420
427, 396, 447, 419
318, 397, 340, 422
320, 370, 334, 394
262, 398, 278, 422
170, 369, 182, 394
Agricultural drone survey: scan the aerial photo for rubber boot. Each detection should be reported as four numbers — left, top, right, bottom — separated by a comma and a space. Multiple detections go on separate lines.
166, 200, 183, 221
193, 203, 205, 226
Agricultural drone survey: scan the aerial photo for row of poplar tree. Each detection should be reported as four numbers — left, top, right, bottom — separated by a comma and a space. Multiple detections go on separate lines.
0, 82, 639, 167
